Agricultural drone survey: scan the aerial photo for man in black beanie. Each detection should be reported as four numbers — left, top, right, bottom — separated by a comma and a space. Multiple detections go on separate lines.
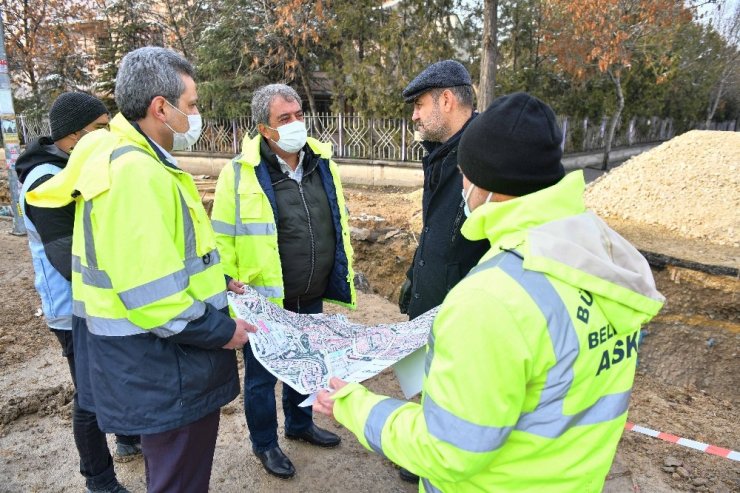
16, 92, 139, 493
312, 92, 664, 492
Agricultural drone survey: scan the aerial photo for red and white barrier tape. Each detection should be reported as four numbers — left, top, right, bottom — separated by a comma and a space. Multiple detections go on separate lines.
625, 422, 739, 461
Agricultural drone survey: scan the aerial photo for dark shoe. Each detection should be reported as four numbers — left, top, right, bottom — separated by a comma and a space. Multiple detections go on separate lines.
399, 467, 419, 483
86, 480, 131, 493
285, 424, 341, 448
254, 446, 295, 479
113, 442, 142, 463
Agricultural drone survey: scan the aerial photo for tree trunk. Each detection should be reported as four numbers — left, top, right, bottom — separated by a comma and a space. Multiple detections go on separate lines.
478, 0, 498, 112
705, 71, 727, 128
296, 59, 318, 116
602, 71, 624, 171
162, 0, 189, 58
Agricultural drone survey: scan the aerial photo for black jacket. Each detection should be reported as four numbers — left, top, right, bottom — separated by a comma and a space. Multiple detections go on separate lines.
260, 140, 337, 308
406, 115, 489, 319
15, 137, 75, 280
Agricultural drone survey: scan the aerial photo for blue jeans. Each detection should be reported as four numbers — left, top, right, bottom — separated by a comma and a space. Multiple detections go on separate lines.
243, 298, 322, 453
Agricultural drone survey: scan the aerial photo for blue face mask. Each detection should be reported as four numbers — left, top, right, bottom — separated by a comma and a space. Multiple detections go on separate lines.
462, 184, 493, 217
462, 184, 475, 218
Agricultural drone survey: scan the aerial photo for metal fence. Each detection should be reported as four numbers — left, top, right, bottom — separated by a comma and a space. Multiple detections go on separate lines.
13, 112, 737, 161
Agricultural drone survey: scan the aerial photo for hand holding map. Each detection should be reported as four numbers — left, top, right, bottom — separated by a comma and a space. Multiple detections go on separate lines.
227, 287, 438, 397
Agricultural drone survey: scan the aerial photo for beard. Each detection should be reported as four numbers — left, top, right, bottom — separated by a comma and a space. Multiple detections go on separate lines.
414, 107, 449, 143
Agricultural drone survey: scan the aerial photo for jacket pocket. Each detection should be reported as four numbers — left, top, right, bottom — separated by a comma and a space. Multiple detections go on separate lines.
239, 193, 263, 220
178, 345, 236, 402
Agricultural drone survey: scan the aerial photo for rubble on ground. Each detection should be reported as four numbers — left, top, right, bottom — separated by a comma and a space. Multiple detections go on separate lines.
585, 130, 740, 247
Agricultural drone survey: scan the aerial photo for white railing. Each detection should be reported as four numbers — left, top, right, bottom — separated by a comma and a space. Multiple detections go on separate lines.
13, 113, 736, 160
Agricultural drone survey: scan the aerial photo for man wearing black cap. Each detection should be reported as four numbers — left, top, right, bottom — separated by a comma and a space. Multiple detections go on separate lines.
398, 60, 488, 324
396, 59, 489, 483
16, 92, 139, 493
314, 92, 664, 492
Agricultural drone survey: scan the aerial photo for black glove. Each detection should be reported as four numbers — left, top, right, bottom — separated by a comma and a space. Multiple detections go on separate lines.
398, 278, 412, 314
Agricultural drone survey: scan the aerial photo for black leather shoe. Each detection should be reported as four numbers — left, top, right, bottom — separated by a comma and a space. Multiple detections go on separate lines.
399, 467, 419, 483
285, 424, 341, 448
254, 446, 295, 479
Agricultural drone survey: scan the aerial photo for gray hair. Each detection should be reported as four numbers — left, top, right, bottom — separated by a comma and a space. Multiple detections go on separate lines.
430, 85, 475, 109
115, 47, 195, 121
251, 84, 302, 126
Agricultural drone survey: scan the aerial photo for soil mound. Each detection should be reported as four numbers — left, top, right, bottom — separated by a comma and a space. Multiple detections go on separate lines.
585, 130, 739, 247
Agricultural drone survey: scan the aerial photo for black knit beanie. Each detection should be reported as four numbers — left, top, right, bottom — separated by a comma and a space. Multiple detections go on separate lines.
458, 92, 565, 197
49, 92, 109, 141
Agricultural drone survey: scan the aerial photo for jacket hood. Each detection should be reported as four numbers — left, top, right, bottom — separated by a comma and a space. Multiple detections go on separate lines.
462, 171, 664, 332
26, 113, 158, 208
15, 136, 69, 184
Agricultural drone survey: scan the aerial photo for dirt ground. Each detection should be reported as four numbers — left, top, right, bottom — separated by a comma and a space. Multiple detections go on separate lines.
0, 182, 738, 492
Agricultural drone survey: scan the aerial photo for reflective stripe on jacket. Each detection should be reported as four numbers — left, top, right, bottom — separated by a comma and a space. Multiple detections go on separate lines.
20, 163, 72, 330
211, 133, 356, 308
26, 113, 239, 434
331, 171, 664, 492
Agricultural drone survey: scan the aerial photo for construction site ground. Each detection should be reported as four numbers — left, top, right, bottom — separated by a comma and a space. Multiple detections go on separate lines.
0, 178, 738, 492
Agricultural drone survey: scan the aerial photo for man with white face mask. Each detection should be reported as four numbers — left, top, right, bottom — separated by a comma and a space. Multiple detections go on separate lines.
27, 47, 254, 493
212, 83, 355, 479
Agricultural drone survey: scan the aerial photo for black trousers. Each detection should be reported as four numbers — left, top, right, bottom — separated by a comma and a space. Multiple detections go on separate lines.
53, 330, 139, 489
140, 409, 221, 493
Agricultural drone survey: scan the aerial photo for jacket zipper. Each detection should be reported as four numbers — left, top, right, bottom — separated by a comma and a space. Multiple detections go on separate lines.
450, 200, 464, 245
298, 182, 316, 297
273, 160, 319, 303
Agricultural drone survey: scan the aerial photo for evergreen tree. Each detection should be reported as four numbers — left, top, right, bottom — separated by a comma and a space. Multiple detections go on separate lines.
325, 0, 459, 117
94, 0, 165, 110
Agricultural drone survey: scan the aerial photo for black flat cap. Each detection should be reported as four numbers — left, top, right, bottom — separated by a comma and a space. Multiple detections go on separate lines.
402, 60, 472, 103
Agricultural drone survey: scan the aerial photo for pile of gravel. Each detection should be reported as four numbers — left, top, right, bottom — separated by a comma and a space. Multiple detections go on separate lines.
585, 130, 739, 247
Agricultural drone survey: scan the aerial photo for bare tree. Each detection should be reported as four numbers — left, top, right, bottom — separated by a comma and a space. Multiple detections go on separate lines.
542, 0, 690, 170
478, 0, 497, 111
705, 2, 740, 126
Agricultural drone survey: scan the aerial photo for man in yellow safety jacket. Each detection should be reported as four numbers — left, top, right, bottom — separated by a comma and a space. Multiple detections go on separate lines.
211, 83, 355, 479
314, 92, 665, 492
27, 47, 253, 493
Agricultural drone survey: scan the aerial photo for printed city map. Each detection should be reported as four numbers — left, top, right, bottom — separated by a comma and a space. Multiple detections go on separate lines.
227, 287, 438, 396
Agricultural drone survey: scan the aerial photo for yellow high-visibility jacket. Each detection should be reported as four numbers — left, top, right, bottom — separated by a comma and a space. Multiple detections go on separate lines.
27, 113, 239, 435
332, 171, 664, 492
211, 133, 355, 308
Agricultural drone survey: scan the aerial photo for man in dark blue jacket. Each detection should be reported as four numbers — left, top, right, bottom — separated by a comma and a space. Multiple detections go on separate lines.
397, 60, 489, 483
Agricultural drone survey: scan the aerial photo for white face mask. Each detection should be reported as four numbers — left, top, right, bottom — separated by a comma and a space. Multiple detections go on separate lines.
268, 120, 307, 153
164, 100, 202, 151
